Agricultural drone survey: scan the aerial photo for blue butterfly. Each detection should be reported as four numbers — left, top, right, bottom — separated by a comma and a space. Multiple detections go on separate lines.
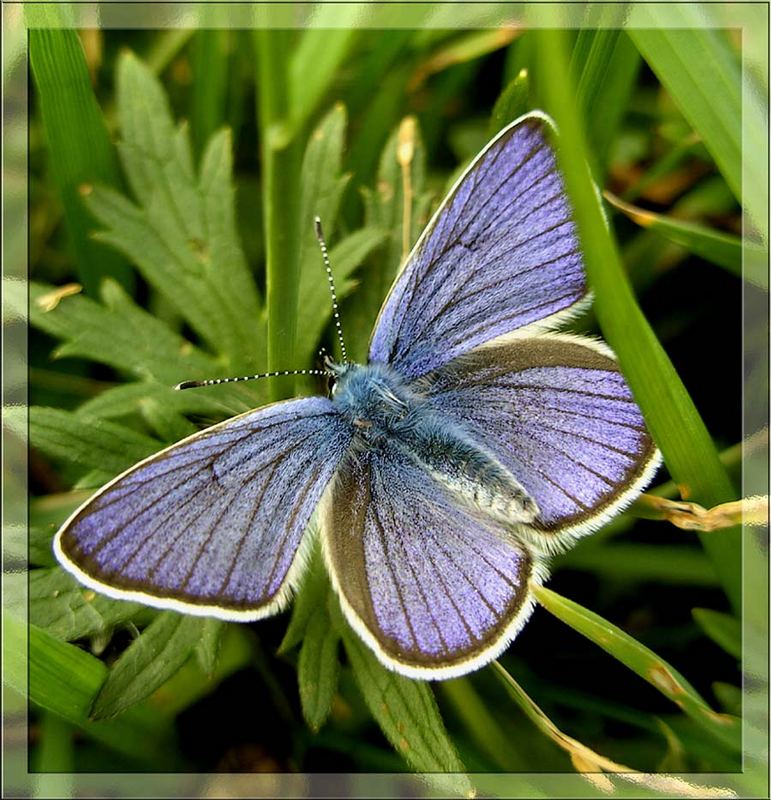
54, 112, 660, 679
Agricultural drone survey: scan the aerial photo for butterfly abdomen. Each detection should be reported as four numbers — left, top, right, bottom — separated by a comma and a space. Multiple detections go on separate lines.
332, 362, 538, 525
394, 413, 539, 525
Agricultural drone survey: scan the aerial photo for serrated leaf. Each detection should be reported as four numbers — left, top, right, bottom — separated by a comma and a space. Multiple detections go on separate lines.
91, 612, 205, 719
298, 226, 388, 368
30, 406, 160, 474
194, 618, 226, 676
296, 104, 351, 365
339, 619, 468, 782
138, 396, 199, 442
692, 608, 741, 660
30, 279, 218, 385
298, 606, 340, 732
77, 381, 235, 423
30, 568, 144, 642
87, 51, 264, 373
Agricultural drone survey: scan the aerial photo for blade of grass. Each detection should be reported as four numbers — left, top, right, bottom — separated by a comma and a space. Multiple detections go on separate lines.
570, 27, 641, 180
692, 608, 741, 659
533, 26, 741, 613
533, 585, 741, 753
627, 9, 766, 239
29, 28, 134, 295
606, 191, 766, 289
255, 27, 302, 400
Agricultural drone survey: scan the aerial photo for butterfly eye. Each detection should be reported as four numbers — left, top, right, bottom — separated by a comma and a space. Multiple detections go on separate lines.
328, 375, 338, 396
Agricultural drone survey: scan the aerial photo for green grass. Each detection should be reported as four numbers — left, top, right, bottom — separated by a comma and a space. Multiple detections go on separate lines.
19, 15, 761, 791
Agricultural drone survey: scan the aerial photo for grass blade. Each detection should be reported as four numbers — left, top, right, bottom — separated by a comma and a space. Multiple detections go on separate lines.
626, 13, 756, 228
570, 28, 641, 179
29, 29, 133, 295
533, 585, 740, 754
190, 29, 230, 158
533, 26, 741, 612
692, 608, 741, 660
606, 191, 766, 289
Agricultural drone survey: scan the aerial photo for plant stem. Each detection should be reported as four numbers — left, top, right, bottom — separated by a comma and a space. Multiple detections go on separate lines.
255, 29, 301, 401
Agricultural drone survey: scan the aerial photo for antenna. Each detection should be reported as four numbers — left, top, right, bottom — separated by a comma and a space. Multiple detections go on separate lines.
175, 369, 327, 391
314, 216, 348, 364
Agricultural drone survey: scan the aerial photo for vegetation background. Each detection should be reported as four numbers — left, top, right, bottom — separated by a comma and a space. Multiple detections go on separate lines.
4, 4, 768, 797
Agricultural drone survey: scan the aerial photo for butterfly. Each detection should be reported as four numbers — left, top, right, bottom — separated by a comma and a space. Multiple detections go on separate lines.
54, 111, 660, 680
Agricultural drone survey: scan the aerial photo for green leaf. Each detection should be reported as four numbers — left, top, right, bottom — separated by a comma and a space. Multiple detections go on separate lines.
692, 608, 741, 659
30, 406, 160, 475
29, 29, 133, 295
489, 68, 530, 136
6, 615, 176, 766
298, 606, 340, 732
30, 568, 144, 642
77, 381, 234, 424
30, 280, 219, 385
280, 540, 329, 653
533, 585, 741, 753
626, 13, 764, 234
570, 27, 641, 179
290, 8, 360, 133
194, 618, 226, 676
93, 52, 264, 372
91, 612, 205, 719
533, 26, 741, 613
339, 617, 469, 782
605, 192, 766, 289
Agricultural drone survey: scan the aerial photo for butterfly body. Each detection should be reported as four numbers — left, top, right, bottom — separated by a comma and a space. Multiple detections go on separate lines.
331, 360, 539, 524
55, 112, 661, 679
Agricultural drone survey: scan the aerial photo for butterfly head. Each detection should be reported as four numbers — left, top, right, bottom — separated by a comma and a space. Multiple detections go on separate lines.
330, 362, 416, 436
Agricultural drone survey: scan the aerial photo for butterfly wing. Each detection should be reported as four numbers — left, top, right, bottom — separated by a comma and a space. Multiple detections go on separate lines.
321, 441, 545, 679
55, 397, 353, 619
422, 334, 661, 551
369, 111, 587, 378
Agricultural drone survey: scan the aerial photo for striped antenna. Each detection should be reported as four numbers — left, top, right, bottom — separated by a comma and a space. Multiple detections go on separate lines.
175, 369, 327, 391
314, 216, 348, 363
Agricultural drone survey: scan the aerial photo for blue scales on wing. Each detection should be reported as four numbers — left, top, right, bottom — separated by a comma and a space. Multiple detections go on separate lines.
369, 114, 588, 378
56, 397, 353, 618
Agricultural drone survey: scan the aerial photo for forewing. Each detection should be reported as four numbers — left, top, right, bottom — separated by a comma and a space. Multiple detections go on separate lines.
423, 334, 661, 550
322, 442, 543, 679
369, 112, 587, 378
55, 397, 353, 619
